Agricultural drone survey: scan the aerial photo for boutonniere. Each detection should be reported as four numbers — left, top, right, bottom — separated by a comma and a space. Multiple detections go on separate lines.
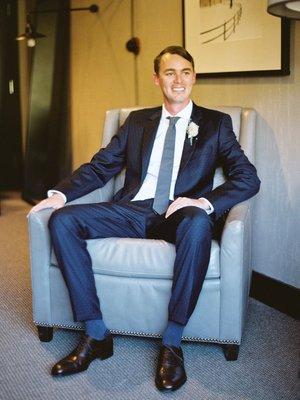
186, 121, 199, 145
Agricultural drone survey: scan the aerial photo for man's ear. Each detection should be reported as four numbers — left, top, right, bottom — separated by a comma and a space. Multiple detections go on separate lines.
153, 73, 160, 86
192, 71, 196, 84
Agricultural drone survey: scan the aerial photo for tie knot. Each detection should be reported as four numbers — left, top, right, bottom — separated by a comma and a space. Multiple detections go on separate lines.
167, 116, 180, 126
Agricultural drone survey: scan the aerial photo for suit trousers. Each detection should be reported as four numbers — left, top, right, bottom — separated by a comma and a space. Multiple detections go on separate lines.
48, 199, 214, 326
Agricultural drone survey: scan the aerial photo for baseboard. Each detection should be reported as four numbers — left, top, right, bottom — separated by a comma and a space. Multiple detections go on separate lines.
250, 271, 300, 320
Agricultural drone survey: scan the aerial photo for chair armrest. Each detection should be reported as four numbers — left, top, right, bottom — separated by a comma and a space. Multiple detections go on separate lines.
219, 200, 252, 342
222, 201, 249, 226
27, 180, 115, 323
28, 208, 54, 323
67, 180, 114, 205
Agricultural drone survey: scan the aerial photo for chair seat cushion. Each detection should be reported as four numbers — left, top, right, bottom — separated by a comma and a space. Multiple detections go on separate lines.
51, 238, 220, 280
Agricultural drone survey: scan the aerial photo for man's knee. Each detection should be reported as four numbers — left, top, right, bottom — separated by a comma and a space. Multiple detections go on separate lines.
178, 206, 213, 235
48, 206, 78, 233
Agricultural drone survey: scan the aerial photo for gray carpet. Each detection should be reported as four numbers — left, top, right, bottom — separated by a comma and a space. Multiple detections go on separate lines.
0, 194, 299, 400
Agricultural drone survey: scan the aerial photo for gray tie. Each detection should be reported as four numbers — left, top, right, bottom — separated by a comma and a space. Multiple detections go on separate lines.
153, 116, 180, 214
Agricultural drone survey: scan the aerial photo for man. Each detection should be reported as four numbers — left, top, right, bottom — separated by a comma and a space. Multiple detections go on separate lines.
30, 46, 260, 391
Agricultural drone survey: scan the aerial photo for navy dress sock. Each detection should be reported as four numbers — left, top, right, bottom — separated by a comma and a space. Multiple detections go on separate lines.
85, 319, 109, 341
162, 321, 185, 349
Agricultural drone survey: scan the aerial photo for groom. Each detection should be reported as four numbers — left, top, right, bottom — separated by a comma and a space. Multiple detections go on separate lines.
30, 45, 260, 391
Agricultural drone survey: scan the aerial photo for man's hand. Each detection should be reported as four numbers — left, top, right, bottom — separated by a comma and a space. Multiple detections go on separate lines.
165, 197, 210, 219
28, 193, 65, 215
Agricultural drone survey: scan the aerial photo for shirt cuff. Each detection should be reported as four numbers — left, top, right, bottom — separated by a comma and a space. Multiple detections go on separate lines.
199, 197, 214, 215
47, 190, 67, 204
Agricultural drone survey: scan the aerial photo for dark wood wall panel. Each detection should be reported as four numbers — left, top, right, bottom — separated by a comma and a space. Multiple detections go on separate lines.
23, 0, 71, 202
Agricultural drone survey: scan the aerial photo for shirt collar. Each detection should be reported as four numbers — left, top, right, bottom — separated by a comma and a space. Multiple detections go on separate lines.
162, 100, 193, 121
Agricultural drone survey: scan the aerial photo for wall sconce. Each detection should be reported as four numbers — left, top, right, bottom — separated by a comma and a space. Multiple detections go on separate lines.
16, 15, 46, 47
267, 0, 300, 19
16, 4, 99, 47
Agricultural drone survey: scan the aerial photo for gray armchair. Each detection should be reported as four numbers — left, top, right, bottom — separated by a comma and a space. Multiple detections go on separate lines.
28, 106, 257, 361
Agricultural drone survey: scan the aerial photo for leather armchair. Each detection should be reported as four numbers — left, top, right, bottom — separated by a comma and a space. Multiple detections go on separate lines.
28, 106, 257, 361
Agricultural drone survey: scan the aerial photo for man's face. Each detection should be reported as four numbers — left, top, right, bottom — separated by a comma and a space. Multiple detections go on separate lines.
153, 53, 196, 108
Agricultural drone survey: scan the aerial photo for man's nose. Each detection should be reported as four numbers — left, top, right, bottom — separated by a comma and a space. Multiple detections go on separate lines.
174, 73, 182, 83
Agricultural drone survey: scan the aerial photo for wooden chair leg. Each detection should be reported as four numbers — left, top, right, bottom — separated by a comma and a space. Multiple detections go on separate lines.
223, 344, 239, 361
37, 325, 54, 342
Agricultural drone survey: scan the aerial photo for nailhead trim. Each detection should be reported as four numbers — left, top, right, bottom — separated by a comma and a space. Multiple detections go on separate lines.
34, 320, 240, 345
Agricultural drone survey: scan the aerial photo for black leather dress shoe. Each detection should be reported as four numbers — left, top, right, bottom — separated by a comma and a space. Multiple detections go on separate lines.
51, 334, 113, 377
155, 345, 187, 391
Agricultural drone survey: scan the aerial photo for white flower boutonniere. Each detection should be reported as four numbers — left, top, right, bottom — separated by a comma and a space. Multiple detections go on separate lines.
187, 121, 199, 145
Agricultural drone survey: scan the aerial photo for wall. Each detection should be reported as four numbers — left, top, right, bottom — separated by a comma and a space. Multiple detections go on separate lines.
70, 0, 300, 288
71, 0, 136, 167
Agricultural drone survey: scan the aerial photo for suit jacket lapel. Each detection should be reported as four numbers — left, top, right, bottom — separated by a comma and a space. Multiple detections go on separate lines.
141, 108, 162, 181
177, 102, 204, 173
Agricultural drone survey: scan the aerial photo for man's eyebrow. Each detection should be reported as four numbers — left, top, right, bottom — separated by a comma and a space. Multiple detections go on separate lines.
163, 68, 192, 72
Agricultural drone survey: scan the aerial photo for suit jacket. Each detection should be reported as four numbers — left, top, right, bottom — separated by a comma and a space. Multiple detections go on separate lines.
53, 103, 260, 220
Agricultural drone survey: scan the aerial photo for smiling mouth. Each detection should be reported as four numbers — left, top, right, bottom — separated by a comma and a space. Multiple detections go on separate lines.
172, 87, 185, 92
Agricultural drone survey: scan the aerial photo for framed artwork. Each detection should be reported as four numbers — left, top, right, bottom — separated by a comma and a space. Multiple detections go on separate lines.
183, 0, 290, 77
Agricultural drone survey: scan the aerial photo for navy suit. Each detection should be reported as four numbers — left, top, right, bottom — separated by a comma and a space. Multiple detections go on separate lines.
49, 103, 260, 325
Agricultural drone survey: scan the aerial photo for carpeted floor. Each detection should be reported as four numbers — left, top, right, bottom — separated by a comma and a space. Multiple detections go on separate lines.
0, 194, 299, 400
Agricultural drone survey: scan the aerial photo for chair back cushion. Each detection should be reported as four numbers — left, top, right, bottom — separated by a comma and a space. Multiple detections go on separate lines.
101, 106, 255, 195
